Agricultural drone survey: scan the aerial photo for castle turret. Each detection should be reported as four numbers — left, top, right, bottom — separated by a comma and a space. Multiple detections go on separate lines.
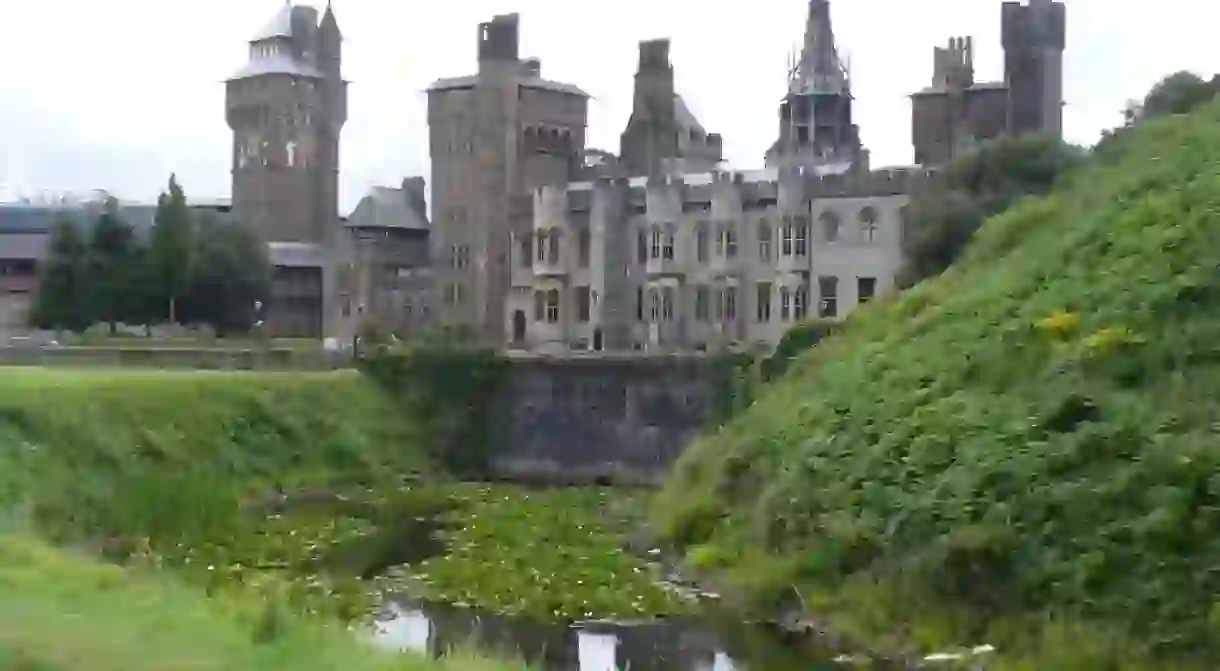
225, 2, 347, 338
766, 0, 867, 174
1003, 0, 1066, 139
618, 39, 722, 177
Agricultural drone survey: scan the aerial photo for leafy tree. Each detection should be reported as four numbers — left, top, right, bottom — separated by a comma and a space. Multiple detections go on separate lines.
148, 174, 195, 325
1097, 71, 1220, 157
179, 215, 271, 336
28, 216, 90, 333
85, 199, 141, 333
899, 134, 1084, 287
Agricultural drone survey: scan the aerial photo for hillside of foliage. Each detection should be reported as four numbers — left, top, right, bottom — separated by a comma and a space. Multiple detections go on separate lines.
653, 102, 1220, 665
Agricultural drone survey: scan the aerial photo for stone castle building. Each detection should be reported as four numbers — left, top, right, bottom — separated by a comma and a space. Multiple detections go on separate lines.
225, 3, 432, 340
911, 0, 1065, 166
491, 0, 1064, 353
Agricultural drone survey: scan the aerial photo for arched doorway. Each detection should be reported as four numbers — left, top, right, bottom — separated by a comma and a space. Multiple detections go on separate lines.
592, 328, 603, 351
512, 310, 527, 344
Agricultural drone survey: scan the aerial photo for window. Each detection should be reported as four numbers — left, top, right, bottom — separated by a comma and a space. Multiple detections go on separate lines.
724, 286, 738, 321
547, 230, 561, 264
650, 225, 662, 260
781, 219, 794, 256
534, 290, 545, 321
662, 287, 675, 321
636, 286, 645, 321
818, 276, 839, 318
694, 285, 709, 321
576, 285, 591, 321
725, 225, 738, 258
696, 223, 709, 262
820, 210, 841, 243
662, 226, 675, 260
713, 225, 725, 258
758, 223, 772, 261
795, 284, 808, 319
578, 228, 591, 267
756, 282, 772, 322
545, 288, 560, 323
637, 229, 647, 263
780, 287, 791, 321
860, 207, 879, 242
536, 233, 547, 263
649, 287, 661, 322
519, 236, 532, 268
858, 276, 877, 304
795, 217, 808, 256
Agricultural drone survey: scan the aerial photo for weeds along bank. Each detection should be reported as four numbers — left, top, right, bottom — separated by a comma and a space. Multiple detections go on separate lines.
653, 103, 1220, 667
0, 534, 524, 671
0, 367, 428, 546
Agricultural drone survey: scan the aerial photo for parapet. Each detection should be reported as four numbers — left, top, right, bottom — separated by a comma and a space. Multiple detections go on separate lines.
638, 39, 672, 72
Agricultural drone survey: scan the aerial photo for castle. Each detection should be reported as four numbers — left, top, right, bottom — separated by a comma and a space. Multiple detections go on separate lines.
0, 0, 1064, 347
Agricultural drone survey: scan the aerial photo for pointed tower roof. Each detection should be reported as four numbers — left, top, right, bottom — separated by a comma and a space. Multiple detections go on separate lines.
789, 0, 849, 96
320, 2, 341, 39
251, 4, 295, 42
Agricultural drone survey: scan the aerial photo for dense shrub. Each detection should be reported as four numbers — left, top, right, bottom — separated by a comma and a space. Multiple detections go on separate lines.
358, 340, 509, 478
653, 101, 1220, 664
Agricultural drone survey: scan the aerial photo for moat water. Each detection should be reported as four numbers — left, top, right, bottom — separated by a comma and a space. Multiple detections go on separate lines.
370, 600, 997, 670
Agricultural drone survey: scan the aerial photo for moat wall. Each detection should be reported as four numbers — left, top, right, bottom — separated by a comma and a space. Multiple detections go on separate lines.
489, 353, 727, 485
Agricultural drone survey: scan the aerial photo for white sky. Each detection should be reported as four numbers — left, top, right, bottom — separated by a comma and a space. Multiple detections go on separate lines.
0, 0, 1216, 213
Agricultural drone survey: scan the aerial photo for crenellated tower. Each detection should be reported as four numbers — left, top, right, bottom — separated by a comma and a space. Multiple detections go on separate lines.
766, 0, 867, 173
1003, 0, 1066, 139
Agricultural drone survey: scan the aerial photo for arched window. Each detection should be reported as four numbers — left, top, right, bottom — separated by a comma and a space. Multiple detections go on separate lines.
820, 210, 841, 243
859, 206, 879, 242
547, 229, 561, 264
663, 224, 675, 260
662, 287, 675, 321
649, 287, 661, 322
650, 225, 662, 260
533, 290, 545, 321
794, 284, 808, 319
535, 231, 547, 263
780, 286, 791, 321
545, 288, 560, 323
795, 216, 809, 256
757, 222, 772, 261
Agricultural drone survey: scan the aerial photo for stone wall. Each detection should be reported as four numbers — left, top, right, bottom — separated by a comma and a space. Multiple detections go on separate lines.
489, 353, 722, 485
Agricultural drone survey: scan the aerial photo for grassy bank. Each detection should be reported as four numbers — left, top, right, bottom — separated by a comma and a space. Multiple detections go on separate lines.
0, 367, 427, 545
0, 534, 523, 671
653, 103, 1220, 666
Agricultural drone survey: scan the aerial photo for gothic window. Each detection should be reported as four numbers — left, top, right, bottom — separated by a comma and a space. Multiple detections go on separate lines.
756, 282, 772, 322
637, 229, 648, 263
662, 225, 675, 260
536, 232, 547, 263
780, 286, 791, 321
650, 225, 662, 260
547, 230, 561, 264
695, 222, 709, 263
713, 225, 725, 258
694, 285, 709, 321
649, 287, 661, 322
795, 284, 809, 319
820, 210, 841, 243
662, 287, 675, 321
545, 288, 560, 323
781, 219, 794, 256
757, 222, 772, 261
636, 286, 645, 321
725, 224, 738, 258
577, 228, 591, 267
795, 217, 809, 256
859, 206, 879, 242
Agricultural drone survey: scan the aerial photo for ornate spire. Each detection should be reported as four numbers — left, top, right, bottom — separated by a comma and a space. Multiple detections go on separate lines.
789, 0, 849, 95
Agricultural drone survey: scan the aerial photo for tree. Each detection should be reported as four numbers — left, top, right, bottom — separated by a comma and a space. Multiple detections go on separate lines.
1097, 71, 1220, 157
85, 198, 141, 333
178, 215, 271, 336
28, 216, 90, 333
899, 134, 1084, 287
148, 174, 195, 325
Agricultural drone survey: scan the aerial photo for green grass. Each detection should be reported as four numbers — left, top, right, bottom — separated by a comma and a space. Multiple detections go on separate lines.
652, 103, 1220, 667
0, 367, 428, 546
0, 534, 525, 671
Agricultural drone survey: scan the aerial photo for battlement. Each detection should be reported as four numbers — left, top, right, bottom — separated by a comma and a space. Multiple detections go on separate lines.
1001, 0, 1066, 51
638, 39, 672, 72
478, 13, 520, 62
933, 36, 975, 89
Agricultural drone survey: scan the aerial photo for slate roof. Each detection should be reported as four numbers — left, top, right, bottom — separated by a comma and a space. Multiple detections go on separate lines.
251, 5, 295, 41
345, 185, 430, 231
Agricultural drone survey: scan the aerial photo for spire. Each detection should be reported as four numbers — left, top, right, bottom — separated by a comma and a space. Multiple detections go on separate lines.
790, 0, 849, 95
320, 1, 340, 40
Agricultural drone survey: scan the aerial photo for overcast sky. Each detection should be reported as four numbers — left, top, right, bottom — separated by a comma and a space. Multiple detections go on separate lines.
1, 0, 1216, 214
